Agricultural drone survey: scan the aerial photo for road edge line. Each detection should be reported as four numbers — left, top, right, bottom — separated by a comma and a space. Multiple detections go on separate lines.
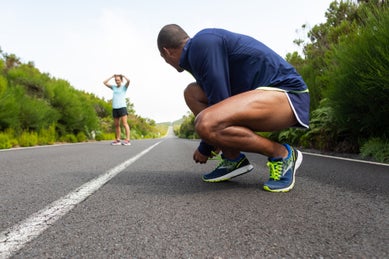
302, 151, 389, 167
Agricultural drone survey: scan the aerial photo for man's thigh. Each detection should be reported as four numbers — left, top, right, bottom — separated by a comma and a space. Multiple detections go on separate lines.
201, 89, 297, 132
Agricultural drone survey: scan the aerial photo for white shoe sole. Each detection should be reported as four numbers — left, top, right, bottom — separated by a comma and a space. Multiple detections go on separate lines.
203, 164, 254, 182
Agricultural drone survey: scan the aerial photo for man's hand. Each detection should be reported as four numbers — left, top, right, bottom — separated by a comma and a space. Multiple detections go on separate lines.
193, 149, 209, 164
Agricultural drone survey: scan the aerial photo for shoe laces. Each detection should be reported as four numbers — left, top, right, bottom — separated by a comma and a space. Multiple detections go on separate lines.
209, 152, 236, 169
267, 160, 283, 180
208, 151, 222, 161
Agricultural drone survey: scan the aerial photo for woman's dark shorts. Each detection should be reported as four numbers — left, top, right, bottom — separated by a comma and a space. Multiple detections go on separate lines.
112, 107, 128, 118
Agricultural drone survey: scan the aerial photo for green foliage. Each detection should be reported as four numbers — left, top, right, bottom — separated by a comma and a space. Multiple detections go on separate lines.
176, 112, 198, 139
0, 49, 163, 148
49, 79, 95, 135
173, 124, 181, 136
7, 63, 50, 98
76, 132, 87, 142
94, 131, 107, 141
0, 132, 12, 149
60, 134, 78, 143
325, 5, 389, 140
38, 124, 56, 145
86, 92, 111, 118
94, 132, 115, 141
271, 128, 306, 148
284, 1, 389, 158
127, 114, 161, 139
18, 131, 38, 147
0, 86, 21, 130
20, 93, 60, 131
295, 1, 361, 111
360, 138, 389, 163
0, 74, 7, 98
155, 123, 169, 137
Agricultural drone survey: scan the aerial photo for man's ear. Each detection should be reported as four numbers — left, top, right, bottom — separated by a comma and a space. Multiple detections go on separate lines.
163, 47, 172, 57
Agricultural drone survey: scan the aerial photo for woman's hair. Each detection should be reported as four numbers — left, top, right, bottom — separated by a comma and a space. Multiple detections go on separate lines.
114, 74, 123, 80
157, 24, 189, 52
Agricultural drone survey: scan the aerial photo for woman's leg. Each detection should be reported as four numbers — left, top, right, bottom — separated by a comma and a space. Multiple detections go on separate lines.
121, 115, 131, 141
114, 117, 121, 140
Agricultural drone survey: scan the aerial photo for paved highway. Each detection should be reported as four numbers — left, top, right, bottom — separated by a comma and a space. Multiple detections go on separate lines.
1, 128, 388, 258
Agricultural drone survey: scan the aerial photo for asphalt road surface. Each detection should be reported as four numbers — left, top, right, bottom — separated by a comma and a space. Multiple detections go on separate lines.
1, 128, 388, 258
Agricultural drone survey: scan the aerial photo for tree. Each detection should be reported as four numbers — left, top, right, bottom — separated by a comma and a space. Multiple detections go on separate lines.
177, 112, 197, 139
283, 0, 389, 153
326, 4, 389, 140
294, 1, 360, 110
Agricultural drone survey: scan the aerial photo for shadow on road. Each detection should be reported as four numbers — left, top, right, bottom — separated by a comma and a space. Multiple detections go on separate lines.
110, 170, 263, 196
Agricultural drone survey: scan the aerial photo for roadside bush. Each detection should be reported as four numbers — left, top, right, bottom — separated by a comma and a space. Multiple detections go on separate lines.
155, 124, 169, 137
360, 138, 389, 163
0, 87, 21, 130
76, 132, 87, 142
38, 124, 56, 145
0, 75, 7, 97
325, 6, 389, 141
93, 131, 116, 141
94, 131, 104, 141
130, 129, 140, 139
177, 113, 198, 139
60, 134, 77, 143
18, 131, 38, 147
0, 132, 12, 149
103, 132, 115, 141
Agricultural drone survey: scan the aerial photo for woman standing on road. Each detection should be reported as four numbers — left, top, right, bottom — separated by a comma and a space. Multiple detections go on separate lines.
103, 74, 131, 146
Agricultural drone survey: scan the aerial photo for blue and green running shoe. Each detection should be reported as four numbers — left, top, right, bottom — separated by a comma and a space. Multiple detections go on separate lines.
202, 153, 254, 182
263, 144, 302, 192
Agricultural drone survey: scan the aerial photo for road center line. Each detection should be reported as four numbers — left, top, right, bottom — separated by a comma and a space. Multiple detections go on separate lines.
0, 141, 162, 259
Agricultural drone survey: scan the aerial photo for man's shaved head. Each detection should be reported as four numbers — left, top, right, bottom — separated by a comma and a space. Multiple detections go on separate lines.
157, 24, 189, 52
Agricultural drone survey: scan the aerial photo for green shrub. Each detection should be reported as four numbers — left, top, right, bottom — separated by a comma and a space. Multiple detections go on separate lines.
0, 132, 12, 149
38, 124, 56, 145
177, 113, 198, 139
102, 132, 115, 141
0, 75, 7, 97
360, 138, 389, 163
94, 131, 104, 141
18, 131, 38, 147
326, 6, 389, 140
60, 134, 77, 143
76, 132, 87, 142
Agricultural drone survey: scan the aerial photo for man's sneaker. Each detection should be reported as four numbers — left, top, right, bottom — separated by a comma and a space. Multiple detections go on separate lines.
263, 144, 303, 193
202, 153, 254, 182
122, 140, 131, 146
111, 140, 121, 146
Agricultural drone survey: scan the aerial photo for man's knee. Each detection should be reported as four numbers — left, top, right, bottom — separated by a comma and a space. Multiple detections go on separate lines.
194, 110, 215, 141
184, 82, 201, 103
184, 82, 208, 115
183, 82, 199, 95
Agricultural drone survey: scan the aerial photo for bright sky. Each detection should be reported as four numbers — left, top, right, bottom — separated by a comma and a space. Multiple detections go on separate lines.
1, 0, 334, 123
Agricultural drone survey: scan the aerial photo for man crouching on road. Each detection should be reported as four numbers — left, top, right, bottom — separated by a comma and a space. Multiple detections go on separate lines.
157, 24, 310, 192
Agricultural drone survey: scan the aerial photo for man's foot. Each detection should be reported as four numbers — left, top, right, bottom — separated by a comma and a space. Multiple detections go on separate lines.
263, 144, 302, 193
122, 140, 131, 146
111, 140, 121, 146
202, 154, 254, 182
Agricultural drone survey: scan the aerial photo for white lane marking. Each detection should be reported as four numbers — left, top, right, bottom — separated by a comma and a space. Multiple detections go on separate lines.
303, 151, 389, 167
0, 141, 162, 259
